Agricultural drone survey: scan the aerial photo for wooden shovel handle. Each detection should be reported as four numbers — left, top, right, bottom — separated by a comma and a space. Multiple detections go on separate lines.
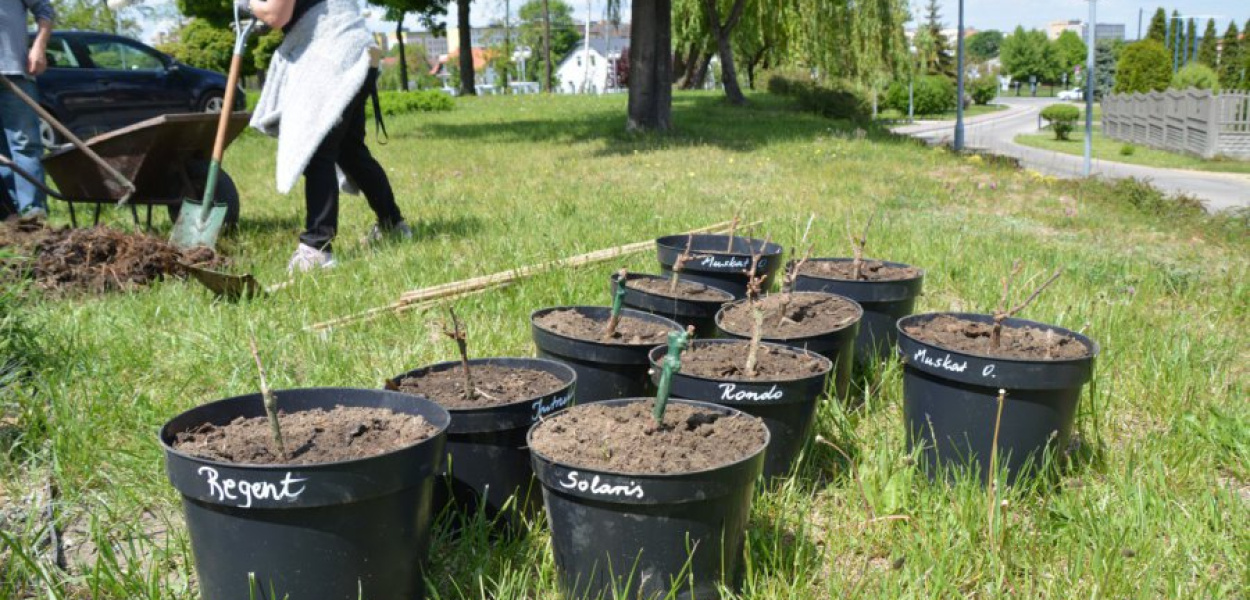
211, 53, 244, 163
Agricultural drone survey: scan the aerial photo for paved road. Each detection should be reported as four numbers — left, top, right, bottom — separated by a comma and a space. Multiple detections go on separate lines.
892, 97, 1249, 213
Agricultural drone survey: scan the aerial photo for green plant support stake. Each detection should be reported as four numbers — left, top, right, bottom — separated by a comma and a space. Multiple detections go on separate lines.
653, 329, 691, 424
603, 269, 629, 339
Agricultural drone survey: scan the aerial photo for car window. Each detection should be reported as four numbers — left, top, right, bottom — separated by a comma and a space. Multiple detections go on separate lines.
85, 39, 165, 71
45, 37, 80, 68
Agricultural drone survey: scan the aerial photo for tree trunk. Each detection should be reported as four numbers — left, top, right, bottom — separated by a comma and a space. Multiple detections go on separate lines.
745, 43, 768, 90
627, 0, 673, 130
543, 0, 553, 92
396, 15, 409, 92
458, 0, 476, 95
677, 47, 702, 89
701, 0, 747, 106
691, 51, 712, 89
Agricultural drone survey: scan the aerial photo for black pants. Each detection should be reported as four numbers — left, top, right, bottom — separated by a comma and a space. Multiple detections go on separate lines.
300, 69, 401, 252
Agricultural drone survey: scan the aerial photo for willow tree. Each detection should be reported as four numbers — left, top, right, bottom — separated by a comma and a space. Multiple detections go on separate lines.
732, 0, 794, 89
791, 0, 908, 90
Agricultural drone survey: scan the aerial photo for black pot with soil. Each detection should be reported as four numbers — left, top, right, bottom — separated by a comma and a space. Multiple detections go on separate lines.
793, 258, 924, 362
528, 398, 768, 600
649, 339, 832, 479
715, 291, 862, 399
531, 306, 681, 404
896, 313, 1098, 484
388, 358, 576, 529
161, 387, 450, 600
611, 271, 735, 337
656, 234, 784, 298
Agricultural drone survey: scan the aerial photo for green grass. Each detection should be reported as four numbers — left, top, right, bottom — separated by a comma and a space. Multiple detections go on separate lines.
1, 90, 1247, 599
879, 102, 1007, 121
1015, 126, 1250, 175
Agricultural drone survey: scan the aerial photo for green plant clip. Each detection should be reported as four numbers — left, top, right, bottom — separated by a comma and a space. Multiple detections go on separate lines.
610, 273, 627, 318
653, 329, 691, 424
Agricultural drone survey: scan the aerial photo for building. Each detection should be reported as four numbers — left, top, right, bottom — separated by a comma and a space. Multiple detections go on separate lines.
1048, 20, 1083, 40
555, 37, 630, 94
1085, 23, 1125, 42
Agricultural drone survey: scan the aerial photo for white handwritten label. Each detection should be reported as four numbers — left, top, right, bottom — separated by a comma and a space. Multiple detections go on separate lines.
718, 383, 784, 402
532, 393, 572, 421
558, 471, 645, 499
698, 256, 752, 270
981, 365, 997, 378
199, 466, 307, 508
912, 348, 969, 373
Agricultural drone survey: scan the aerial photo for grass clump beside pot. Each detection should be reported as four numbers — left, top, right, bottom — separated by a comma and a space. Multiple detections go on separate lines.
1041, 104, 1080, 141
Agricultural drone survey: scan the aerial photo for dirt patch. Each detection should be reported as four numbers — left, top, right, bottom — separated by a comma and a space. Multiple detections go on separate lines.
534, 309, 676, 345
798, 260, 920, 282
719, 293, 860, 339
626, 276, 734, 302
395, 363, 566, 409
0, 219, 220, 296
903, 314, 1091, 360
678, 341, 827, 381
529, 400, 767, 474
171, 405, 439, 465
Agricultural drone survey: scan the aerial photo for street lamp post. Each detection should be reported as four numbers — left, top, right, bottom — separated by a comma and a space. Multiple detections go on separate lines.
953, 0, 966, 151
908, 45, 916, 124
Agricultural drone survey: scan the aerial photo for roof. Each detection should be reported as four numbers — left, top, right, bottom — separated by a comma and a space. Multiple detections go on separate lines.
556, 37, 630, 68
431, 47, 497, 75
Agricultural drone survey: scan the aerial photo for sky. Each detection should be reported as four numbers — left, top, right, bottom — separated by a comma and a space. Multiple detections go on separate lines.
129, 0, 1250, 45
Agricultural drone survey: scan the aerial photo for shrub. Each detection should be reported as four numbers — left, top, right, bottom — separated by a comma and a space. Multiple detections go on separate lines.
1171, 63, 1220, 91
970, 73, 999, 105
883, 75, 956, 116
1115, 40, 1172, 94
366, 90, 455, 118
1041, 104, 1080, 140
767, 72, 871, 121
1119, 144, 1137, 156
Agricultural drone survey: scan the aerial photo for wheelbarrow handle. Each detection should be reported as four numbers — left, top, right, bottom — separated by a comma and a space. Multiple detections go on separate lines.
0, 76, 136, 206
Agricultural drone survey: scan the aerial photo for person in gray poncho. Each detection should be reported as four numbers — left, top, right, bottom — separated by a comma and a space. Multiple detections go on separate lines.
250, 0, 412, 273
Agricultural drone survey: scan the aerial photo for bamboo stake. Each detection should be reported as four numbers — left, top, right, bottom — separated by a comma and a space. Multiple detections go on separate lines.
307, 221, 757, 332
306, 285, 501, 332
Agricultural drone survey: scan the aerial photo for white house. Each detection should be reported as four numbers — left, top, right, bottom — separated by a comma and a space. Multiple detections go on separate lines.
555, 38, 629, 94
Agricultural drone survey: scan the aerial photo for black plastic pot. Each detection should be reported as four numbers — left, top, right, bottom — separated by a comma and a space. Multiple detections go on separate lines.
656, 234, 784, 298
531, 306, 682, 404
389, 358, 576, 529
793, 258, 924, 362
612, 271, 735, 337
649, 340, 832, 479
161, 388, 450, 600
715, 292, 863, 399
529, 398, 768, 600
896, 313, 1098, 484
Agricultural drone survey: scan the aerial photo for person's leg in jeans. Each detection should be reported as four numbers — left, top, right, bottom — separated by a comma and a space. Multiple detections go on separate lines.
335, 70, 404, 229
0, 76, 47, 216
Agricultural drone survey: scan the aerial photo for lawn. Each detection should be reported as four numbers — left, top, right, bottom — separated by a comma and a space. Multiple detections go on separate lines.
1, 90, 1247, 599
878, 102, 1007, 122
1016, 126, 1250, 175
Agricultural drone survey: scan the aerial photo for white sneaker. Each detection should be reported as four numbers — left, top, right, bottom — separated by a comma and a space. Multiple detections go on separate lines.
19, 207, 47, 222
287, 243, 337, 274
363, 220, 413, 245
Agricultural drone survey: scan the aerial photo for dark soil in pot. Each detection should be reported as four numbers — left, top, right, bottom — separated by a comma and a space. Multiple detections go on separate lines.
716, 291, 862, 399
650, 339, 833, 479
528, 398, 768, 600
161, 388, 450, 600
897, 313, 1098, 484
389, 358, 576, 529
655, 234, 784, 298
794, 258, 925, 362
531, 306, 682, 403
613, 271, 734, 337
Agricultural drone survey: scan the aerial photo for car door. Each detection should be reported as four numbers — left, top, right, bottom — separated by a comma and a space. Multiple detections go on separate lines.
78, 35, 189, 129
33, 34, 101, 140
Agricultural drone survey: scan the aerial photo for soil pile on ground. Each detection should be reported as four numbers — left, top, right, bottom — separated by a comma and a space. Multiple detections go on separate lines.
0, 219, 220, 295
719, 293, 860, 338
677, 342, 827, 381
396, 364, 566, 409
529, 401, 767, 474
535, 309, 675, 345
625, 276, 734, 301
798, 259, 921, 282
903, 314, 1091, 360
172, 405, 439, 465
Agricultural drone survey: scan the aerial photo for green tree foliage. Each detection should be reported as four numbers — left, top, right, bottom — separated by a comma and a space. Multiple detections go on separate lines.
1217, 22, 1242, 89
1185, 18, 1195, 63
372, 0, 449, 92
177, 0, 231, 26
518, 0, 576, 83
965, 30, 1002, 61
1040, 103, 1079, 140
51, 0, 132, 34
1166, 10, 1178, 55
883, 74, 953, 115
1171, 63, 1219, 91
969, 70, 998, 104
731, 0, 793, 89
1093, 39, 1121, 99
1146, 8, 1167, 44
163, 19, 237, 75
252, 28, 284, 75
917, 0, 954, 76
1000, 27, 1059, 84
1197, 19, 1217, 67
1053, 30, 1086, 75
1114, 40, 1171, 94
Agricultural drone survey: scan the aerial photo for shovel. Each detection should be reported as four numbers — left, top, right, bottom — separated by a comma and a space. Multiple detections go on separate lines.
169, 4, 255, 250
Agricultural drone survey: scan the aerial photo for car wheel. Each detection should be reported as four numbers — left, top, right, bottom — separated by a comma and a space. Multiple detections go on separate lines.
38, 117, 59, 150
199, 91, 225, 113
168, 161, 240, 231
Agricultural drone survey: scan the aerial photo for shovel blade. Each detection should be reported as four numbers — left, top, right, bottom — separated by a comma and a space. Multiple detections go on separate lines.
170, 199, 229, 250
180, 262, 262, 300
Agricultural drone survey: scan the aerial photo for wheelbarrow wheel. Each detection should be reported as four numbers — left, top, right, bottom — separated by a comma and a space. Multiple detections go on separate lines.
168, 161, 240, 231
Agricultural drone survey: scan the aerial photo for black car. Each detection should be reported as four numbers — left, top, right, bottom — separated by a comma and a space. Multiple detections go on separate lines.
34, 30, 245, 146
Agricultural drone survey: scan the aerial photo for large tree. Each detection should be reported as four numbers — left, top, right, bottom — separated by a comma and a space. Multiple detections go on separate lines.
1115, 39, 1171, 94
1053, 30, 1086, 77
1197, 19, 1217, 68
518, 0, 576, 87
456, 0, 475, 95
53, 0, 132, 33
701, 0, 750, 105
1000, 27, 1059, 86
1184, 18, 1196, 64
1092, 39, 1121, 99
627, 0, 672, 130
1146, 7, 1167, 44
373, 0, 448, 92
1219, 22, 1242, 89
966, 30, 1003, 61
917, 0, 953, 76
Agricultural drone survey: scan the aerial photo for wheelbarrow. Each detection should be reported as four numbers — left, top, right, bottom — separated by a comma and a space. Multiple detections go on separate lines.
39, 112, 250, 229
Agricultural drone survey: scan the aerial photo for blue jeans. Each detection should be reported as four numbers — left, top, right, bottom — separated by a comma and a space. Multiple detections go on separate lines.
0, 75, 46, 214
